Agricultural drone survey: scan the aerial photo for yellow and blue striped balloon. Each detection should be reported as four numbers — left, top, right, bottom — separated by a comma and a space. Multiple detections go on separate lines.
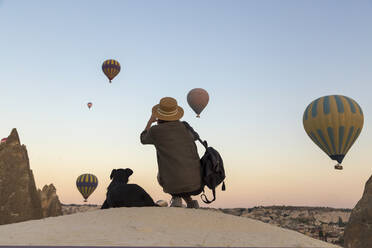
76, 174, 98, 202
102, 59, 121, 83
303, 95, 364, 167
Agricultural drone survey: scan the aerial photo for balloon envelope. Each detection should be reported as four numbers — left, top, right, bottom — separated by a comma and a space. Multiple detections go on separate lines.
102, 59, 121, 83
303, 95, 364, 164
187, 88, 209, 117
87, 102, 92, 109
76, 174, 98, 201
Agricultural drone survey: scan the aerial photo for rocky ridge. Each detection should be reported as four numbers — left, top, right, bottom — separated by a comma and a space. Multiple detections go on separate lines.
209, 206, 350, 246
62, 203, 101, 215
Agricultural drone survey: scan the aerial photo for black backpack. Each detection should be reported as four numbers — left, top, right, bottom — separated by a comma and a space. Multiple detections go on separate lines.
183, 121, 226, 204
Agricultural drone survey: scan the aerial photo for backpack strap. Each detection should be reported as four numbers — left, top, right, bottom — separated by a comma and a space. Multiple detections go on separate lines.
201, 182, 226, 203
182, 121, 208, 149
201, 188, 216, 204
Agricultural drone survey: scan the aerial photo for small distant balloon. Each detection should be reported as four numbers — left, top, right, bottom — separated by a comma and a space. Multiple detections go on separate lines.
102, 59, 121, 83
87, 102, 93, 109
1, 138, 7, 143
187, 88, 209, 118
76, 174, 98, 202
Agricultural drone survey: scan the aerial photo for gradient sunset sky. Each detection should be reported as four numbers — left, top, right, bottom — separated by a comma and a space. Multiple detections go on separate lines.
0, 0, 371, 208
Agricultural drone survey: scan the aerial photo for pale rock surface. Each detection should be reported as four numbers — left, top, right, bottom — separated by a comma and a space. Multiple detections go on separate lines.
0, 207, 341, 247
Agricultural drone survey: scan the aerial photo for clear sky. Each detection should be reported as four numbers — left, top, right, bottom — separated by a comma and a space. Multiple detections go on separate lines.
0, 0, 371, 208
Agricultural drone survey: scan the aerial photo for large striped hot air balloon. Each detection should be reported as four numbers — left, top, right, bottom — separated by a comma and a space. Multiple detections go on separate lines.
303, 95, 364, 170
76, 174, 98, 202
102, 59, 121, 83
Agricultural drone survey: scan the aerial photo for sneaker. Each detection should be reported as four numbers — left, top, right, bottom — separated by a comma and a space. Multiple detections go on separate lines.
156, 200, 168, 207
169, 197, 182, 207
187, 200, 199, 209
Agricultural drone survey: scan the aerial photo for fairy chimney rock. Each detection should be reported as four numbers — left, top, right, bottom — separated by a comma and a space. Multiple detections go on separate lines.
0, 128, 43, 225
38, 184, 63, 218
344, 175, 372, 248
6, 128, 20, 146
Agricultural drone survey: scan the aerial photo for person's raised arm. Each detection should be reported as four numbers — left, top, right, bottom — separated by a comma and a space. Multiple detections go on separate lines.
145, 114, 157, 131
140, 114, 157, 144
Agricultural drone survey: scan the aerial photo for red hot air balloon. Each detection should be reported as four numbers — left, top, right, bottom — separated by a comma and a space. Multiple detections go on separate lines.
187, 88, 209, 118
87, 102, 93, 109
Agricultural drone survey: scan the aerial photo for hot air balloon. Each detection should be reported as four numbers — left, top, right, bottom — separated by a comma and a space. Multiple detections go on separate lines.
76, 174, 98, 202
187, 88, 209, 118
303, 95, 364, 170
102, 59, 121, 83
87, 102, 93, 109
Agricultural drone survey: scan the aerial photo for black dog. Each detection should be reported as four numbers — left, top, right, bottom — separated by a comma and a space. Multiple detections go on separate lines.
101, 168, 158, 209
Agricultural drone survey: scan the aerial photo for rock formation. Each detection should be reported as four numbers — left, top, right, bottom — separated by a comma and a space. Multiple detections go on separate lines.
0, 128, 43, 225
344, 175, 372, 248
38, 184, 63, 218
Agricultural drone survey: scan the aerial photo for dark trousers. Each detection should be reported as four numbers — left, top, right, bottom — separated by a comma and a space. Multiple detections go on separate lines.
171, 187, 203, 197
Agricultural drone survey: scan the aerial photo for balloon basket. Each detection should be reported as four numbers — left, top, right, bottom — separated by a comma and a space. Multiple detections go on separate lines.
84, 199, 87, 202
196, 115, 200, 118
334, 164, 343, 170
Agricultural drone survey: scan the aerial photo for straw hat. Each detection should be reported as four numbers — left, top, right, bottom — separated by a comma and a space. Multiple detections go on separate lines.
152, 97, 184, 121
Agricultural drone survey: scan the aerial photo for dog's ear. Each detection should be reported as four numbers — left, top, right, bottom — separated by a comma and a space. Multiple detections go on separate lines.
125, 168, 133, 178
110, 169, 117, 180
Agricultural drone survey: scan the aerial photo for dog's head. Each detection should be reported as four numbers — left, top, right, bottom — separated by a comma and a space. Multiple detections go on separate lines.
110, 168, 133, 184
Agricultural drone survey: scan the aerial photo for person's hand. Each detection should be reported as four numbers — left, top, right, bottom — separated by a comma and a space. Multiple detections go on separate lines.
145, 113, 157, 131
149, 114, 157, 123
